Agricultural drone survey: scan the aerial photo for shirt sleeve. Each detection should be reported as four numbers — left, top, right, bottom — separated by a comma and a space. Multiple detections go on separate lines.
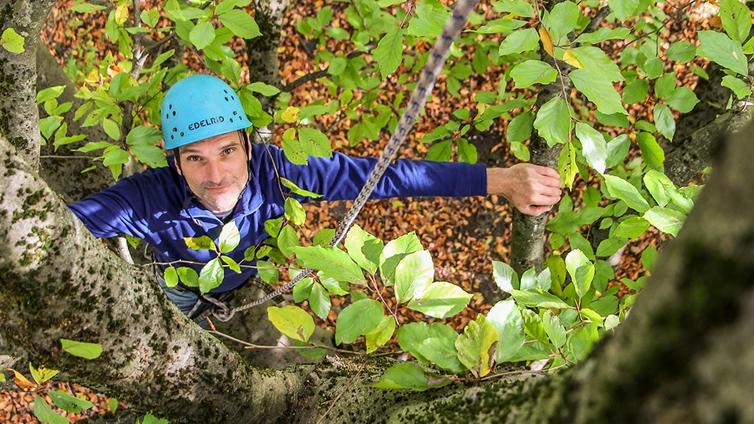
68, 175, 151, 239
257, 144, 488, 201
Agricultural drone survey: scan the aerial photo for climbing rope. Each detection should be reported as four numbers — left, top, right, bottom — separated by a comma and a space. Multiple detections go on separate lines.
207, 0, 481, 323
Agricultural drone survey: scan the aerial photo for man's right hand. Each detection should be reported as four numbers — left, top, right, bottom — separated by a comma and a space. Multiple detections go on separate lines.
486, 164, 563, 216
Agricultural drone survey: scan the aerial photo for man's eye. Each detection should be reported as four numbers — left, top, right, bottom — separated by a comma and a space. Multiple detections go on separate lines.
223, 147, 236, 155
186, 156, 201, 162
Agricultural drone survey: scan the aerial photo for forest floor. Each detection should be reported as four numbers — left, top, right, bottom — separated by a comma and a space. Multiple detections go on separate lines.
2, 0, 711, 421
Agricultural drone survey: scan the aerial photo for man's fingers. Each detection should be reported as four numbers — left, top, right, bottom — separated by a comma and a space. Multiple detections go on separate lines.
531, 194, 561, 206
521, 204, 552, 216
536, 184, 562, 198
532, 165, 561, 181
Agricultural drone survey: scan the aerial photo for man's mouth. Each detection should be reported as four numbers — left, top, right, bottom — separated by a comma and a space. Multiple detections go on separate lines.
205, 184, 230, 192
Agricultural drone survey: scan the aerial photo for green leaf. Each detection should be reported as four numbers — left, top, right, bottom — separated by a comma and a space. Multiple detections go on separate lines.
218, 221, 241, 253
140, 8, 160, 27
533, 96, 572, 147
219, 9, 261, 39
510, 60, 557, 88
507, 111, 534, 143
644, 206, 685, 236
298, 127, 331, 158
492, 0, 535, 17
476, 18, 527, 34
642, 245, 658, 271
457, 138, 478, 164
164, 266, 179, 287
177, 266, 199, 287
571, 47, 623, 82
29, 364, 59, 385
623, 79, 648, 104
198, 258, 224, 293
221, 255, 241, 273
487, 299, 524, 361
281, 177, 322, 198
574, 27, 630, 44
721, 75, 753, 99
48, 390, 93, 413
604, 175, 650, 213
397, 323, 453, 362
373, 363, 429, 391
498, 28, 540, 56
107, 397, 118, 413
575, 123, 607, 173
608, 0, 640, 21
190, 21, 216, 49
394, 250, 434, 304
102, 118, 121, 141
284, 197, 306, 225
614, 216, 651, 239
71, 1, 107, 13
565, 249, 594, 299
545, 1, 580, 42
246, 82, 280, 97
406, 0, 449, 39
267, 305, 315, 342
636, 132, 665, 170
60, 339, 102, 359
36, 86, 66, 104
373, 28, 404, 78
277, 225, 300, 258
654, 73, 677, 99
309, 282, 331, 320
33, 397, 67, 424
184, 235, 217, 251
666, 87, 699, 113
566, 326, 595, 361
510, 289, 571, 309
558, 141, 578, 188
379, 232, 423, 284
1, 28, 25, 54
542, 311, 567, 349
720, 0, 751, 42
408, 281, 472, 318
606, 134, 630, 168
293, 277, 314, 303
510, 141, 530, 161
571, 69, 627, 115
596, 237, 626, 257
294, 246, 364, 284
426, 140, 452, 161
344, 225, 382, 274
126, 125, 162, 147
257, 260, 279, 284
666, 40, 696, 63
653, 104, 676, 140
697, 30, 748, 75
641, 57, 664, 79
492, 260, 518, 293
365, 316, 396, 353
335, 299, 384, 344
455, 315, 499, 377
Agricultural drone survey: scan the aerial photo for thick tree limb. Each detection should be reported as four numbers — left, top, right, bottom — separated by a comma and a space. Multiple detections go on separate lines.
0, 134, 307, 422
0, 0, 56, 168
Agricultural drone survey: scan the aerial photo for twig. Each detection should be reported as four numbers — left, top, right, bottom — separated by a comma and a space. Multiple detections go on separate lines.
282, 50, 368, 92
368, 275, 399, 325
207, 330, 368, 355
39, 155, 92, 159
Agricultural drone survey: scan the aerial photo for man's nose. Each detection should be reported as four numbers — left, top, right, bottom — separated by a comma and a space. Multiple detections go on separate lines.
205, 161, 223, 184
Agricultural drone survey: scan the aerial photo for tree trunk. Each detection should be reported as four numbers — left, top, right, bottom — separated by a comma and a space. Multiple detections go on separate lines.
0, 0, 55, 168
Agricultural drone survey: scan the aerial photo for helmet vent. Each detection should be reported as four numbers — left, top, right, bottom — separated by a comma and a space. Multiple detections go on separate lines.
169, 104, 173, 110
173, 127, 177, 132
224, 97, 229, 101
233, 111, 238, 115
172, 111, 176, 116
171, 135, 175, 140
230, 118, 234, 123
180, 132, 185, 137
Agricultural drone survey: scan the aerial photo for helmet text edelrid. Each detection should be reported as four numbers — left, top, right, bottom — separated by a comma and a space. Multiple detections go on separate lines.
188, 116, 225, 131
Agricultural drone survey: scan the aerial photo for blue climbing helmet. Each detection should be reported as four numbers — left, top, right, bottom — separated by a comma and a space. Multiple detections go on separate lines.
160, 74, 252, 150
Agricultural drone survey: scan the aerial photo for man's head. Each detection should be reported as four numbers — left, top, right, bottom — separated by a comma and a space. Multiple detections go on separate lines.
160, 74, 253, 213
174, 130, 251, 214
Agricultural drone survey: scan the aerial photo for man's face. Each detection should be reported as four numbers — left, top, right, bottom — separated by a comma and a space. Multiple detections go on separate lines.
175, 131, 250, 214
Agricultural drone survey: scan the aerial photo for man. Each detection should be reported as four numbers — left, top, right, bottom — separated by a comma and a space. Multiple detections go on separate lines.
69, 74, 562, 324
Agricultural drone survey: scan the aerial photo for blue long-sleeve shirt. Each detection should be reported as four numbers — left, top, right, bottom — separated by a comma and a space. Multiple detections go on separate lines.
69, 144, 487, 293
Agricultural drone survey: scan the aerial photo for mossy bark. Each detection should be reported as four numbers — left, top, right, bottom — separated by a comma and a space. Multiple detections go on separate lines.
0, 0, 55, 168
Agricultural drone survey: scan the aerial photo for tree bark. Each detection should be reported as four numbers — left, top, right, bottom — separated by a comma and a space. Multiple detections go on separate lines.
0, 0, 55, 168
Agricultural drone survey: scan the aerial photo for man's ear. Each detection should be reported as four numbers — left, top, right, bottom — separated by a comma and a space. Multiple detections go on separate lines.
173, 155, 182, 176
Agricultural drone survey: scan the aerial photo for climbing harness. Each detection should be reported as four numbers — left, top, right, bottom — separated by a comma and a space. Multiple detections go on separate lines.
206, 0, 481, 323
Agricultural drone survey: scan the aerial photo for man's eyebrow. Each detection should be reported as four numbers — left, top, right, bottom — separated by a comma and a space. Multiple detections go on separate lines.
180, 141, 241, 155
